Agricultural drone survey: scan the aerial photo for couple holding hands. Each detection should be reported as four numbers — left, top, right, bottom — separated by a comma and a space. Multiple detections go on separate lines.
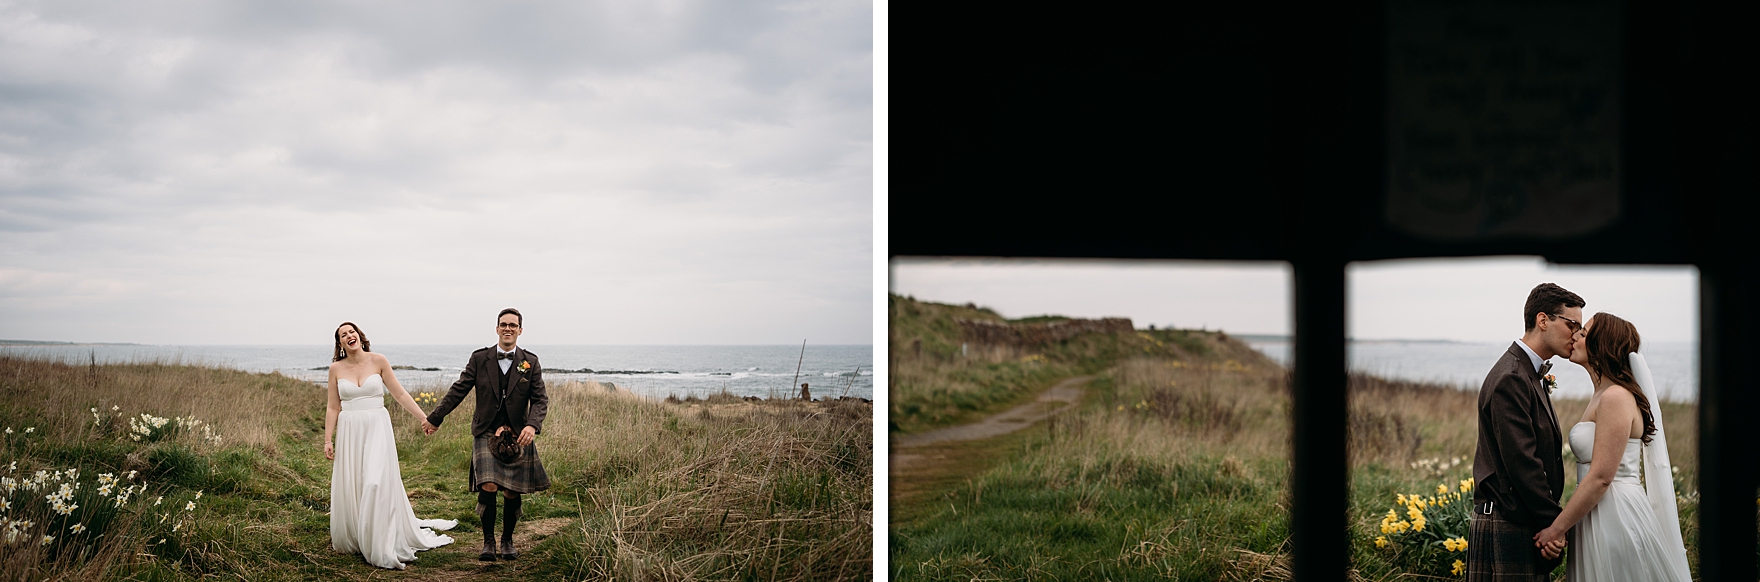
323, 308, 550, 569
1468, 284, 1690, 581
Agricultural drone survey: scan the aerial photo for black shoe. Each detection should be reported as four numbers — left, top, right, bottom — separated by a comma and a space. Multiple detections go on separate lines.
498, 541, 519, 561
479, 540, 498, 561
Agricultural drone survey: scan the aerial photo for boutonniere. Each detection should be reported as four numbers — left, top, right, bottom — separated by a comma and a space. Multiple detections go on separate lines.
1543, 374, 1558, 394
518, 360, 532, 373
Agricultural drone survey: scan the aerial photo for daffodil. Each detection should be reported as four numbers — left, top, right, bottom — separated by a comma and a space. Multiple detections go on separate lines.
1452, 559, 1465, 575
70, 523, 85, 534
1437, 483, 1449, 495
184, 501, 195, 511
39, 534, 53, 545
1375, 535, 1388, 548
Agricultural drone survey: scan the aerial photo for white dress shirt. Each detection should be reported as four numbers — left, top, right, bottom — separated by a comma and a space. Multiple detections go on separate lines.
497, 347, 516, 374
1514, 339, 1545, 374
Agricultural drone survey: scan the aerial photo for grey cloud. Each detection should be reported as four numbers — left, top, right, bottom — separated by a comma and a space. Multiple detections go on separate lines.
0, 0, 871, 345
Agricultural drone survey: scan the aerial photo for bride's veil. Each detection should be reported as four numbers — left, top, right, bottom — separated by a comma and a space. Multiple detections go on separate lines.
1631, 351, 1692, 568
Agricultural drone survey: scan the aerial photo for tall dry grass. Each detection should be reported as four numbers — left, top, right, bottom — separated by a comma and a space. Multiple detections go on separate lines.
525, 381, 874, 580
2, 354, 872, 581
0, 353, 315, 455
894, 341, 1705, 580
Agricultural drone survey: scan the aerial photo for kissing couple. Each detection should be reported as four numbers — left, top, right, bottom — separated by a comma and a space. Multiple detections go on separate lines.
1465, 283, 1690, 581
323, 307, 551, 569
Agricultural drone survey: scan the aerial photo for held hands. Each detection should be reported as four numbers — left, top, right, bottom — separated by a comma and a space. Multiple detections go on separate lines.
420, 420, 437, 435
1534, 526, 1568, 559
494, 425, 538, 448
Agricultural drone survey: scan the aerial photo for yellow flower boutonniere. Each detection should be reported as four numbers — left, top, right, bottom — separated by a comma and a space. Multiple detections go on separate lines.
518, 360, 532, 373
1544, 374, 1558, 394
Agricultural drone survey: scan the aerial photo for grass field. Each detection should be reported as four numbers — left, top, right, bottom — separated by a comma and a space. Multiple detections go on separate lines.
888, 296, 1707, 581
0, 353, 871, 581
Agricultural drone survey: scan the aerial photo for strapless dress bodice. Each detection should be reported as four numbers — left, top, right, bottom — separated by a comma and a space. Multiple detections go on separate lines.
1570, 422, 1642, 486
339, 374, 386, 411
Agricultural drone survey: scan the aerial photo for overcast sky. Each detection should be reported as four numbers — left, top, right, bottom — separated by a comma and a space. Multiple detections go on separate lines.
0, 0, 872, 346
890, 256, 1698, 344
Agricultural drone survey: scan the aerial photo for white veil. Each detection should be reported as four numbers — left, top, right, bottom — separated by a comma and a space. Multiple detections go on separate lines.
1631, 351, 1692, 570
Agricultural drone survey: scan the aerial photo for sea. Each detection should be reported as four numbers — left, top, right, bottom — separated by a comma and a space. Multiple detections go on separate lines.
1244, 338, 1699, 403
0, 344, 873, 401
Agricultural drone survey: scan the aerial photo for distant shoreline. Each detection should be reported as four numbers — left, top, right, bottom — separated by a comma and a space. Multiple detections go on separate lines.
0, 339, 140, 346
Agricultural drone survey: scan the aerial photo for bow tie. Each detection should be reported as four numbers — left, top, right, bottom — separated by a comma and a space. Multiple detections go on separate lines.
498, 352, 517, 361
1538, 361, 1552, 376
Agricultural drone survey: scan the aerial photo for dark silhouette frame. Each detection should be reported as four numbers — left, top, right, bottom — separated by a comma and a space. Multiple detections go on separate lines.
890, 1, 1753, 578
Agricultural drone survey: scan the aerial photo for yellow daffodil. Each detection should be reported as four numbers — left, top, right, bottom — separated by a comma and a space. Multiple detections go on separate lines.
1396, 494, 1407, 506
1453, 559, 1465, 575
1437, 483, 1449, 494
1375, 535, 1388, 548
1443, 538, 1458, 551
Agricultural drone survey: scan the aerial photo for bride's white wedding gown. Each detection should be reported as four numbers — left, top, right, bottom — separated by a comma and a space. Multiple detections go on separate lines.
1566, 422, 1691, 582
331, 374, 456, 569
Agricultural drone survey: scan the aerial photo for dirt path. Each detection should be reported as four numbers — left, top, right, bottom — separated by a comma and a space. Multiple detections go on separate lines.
889, 376, 1091, 518
330, 516, 574, 581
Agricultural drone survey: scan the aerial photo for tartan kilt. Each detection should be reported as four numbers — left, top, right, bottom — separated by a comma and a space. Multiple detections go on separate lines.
470, 433, 550, 494
1466, 512, 1562, 581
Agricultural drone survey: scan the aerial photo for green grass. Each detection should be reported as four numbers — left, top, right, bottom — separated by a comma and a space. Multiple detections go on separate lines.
889, 299, 1717, 581
0, 355, 871, 581
887, 294, 1236, 435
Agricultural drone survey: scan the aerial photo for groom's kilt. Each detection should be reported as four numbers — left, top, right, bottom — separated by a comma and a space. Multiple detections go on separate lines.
470, 434, 551, 494
1466, 512, 1560, 581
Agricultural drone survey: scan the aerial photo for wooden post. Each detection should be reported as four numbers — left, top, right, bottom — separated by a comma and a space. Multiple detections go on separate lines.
1290, 259, 1348, 580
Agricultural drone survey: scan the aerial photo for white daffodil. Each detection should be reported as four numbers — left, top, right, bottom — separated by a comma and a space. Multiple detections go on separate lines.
70, 523, 85, 534
184, 501, 195, 511
39, 534, 53, 545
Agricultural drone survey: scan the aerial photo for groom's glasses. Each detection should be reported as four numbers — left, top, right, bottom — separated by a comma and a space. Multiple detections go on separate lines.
498, 323, 521, 329
1549, 313, 1582, 332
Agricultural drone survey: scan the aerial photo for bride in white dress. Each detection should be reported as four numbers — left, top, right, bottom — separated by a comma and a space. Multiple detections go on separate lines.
1533, 313, 1691, 581
324, 322, 457, 569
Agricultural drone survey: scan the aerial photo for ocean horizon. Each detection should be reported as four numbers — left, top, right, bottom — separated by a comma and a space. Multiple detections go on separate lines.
1246, 339, 1698, 403
0, 343, 873, 402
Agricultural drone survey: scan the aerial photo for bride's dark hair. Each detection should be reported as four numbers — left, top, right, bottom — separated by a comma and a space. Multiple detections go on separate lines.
333, 322, 372, 362
1583, 312, 1656, 444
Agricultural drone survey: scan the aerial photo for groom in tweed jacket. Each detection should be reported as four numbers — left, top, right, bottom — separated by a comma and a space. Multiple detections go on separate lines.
423, 308, 551, 561
1466, 283, 1583, 581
